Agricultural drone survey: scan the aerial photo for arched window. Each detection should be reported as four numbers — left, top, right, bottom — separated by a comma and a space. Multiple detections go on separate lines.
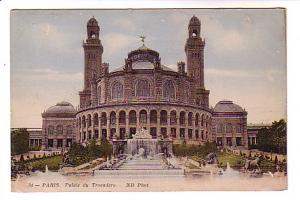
111, 81, 123, 99
226, 123, 232, 133
170, 110, 177, 125
57, 125, 63, 134
110, 112, 116, 125
136, 80, 150, 97
188, 112, 193, 126
206, 116, 209, 127
195, 113, 199, 126
180, 111, 186, 125
48, 125, 54, 135
217, 124, 224, 133
93, 113, 99, 126
87, 114, 92, 127
139, 110, 147, 124
119, 111, 126, 124
192, 30, 198, 37
163, 80, 175, 99
150, 110, 157, 124
67, 125, 73, 135
82, 116, 86, 128
236, 124, 242, 133
129, 110, 137, 124
185, 84, 190, 100
101, 112, 107, 126
201, 114, 204, 127
97, 86, 101, 104
160, 110, 168, 125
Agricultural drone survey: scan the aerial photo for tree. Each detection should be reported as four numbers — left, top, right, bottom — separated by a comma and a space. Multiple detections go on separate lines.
274, 155, 278, 164
19, 154, 24, 162
256, 119, 287, 154
11, 129, 29, 155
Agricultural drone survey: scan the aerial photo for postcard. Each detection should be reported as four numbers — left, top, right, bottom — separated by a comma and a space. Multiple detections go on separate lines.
10, 9, 287, 192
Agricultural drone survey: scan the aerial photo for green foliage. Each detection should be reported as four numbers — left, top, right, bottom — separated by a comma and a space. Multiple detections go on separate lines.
274, 155, 278, 164
26, 155, 63, 171
217, 152, 245, 168
11, 129, 29, 155
256, 119, 287, 154
68, 140, 113, 166
29, 146, 41, 151
19, 154, 24, 162
173, 142, 217, 158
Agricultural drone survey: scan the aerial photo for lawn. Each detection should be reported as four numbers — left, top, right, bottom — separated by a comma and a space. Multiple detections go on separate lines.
216, 152, 245, 168
26, 155, 63, 171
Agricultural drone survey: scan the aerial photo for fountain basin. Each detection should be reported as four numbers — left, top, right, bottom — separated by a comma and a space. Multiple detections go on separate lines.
94, 169, 185, 176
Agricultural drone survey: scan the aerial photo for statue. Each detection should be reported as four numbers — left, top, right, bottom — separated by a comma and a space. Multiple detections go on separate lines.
62, 153, 73, 167
132, 126, 152, 139
244, 157, 261, 173
205, 153, 218, 164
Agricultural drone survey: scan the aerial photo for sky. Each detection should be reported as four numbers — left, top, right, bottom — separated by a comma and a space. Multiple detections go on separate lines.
10, 9, 287, 128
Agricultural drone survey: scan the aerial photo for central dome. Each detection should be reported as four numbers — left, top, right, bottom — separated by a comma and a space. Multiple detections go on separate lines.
213, 100, 245, 113
111, 44, 175, 72
42, 101, 76, 118
127, 44, 160, 63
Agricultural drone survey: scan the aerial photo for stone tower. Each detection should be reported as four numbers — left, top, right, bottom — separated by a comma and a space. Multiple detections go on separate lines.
79, 17, 103, 108
83, 17, 103, 90
185, 16, 209, 108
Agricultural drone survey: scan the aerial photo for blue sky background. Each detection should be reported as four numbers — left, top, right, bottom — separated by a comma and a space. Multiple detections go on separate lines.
10, 9, 286, 127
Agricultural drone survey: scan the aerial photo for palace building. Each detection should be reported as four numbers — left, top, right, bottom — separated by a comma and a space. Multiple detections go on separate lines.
40, 16, 248, 150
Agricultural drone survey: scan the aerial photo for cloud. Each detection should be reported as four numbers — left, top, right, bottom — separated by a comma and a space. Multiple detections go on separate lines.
12, 68, 83, 82
206, 67, 282, 81
13, 22, 81, 56
102, 32, 137, 58
113, 18, 136, 31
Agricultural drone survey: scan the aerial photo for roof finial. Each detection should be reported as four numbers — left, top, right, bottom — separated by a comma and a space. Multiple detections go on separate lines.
140, 35, 146, 45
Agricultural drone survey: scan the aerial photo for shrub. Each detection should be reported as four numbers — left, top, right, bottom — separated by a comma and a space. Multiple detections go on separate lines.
274, 156, 278, 164
19, 154, 24, 162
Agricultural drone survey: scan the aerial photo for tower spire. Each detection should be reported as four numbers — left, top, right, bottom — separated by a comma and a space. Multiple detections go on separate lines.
140, 35, 146, 45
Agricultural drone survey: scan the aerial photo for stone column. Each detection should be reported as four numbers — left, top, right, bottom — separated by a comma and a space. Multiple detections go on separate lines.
98, 116, 102, 140
116, 113, 120, 138
137, 112, 140, 129
176, 115, 179, 139
53, 139, 57, 149
125, 115, 129, 138
84, 120, 88, 142
185, 112, 188, 139
222, 135, 227, 147
157, 113, 161, 138
63, 139, 66, 148
107, 117, 111, 140
80, 125, 83, 143
91, 116, 95, 139
167, 113, 171, 137
147, 112, 151, 131
192, 116, 196, 140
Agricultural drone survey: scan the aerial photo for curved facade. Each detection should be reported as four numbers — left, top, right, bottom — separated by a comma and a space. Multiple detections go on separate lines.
40, 16, 249, 149
76, 16, 211, 145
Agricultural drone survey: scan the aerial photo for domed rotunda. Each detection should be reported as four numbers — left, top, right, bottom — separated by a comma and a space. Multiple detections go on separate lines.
41, 101, 76, 150
76, 16, 211, 146
212, 100, 248, 147
39, 16, 248, 150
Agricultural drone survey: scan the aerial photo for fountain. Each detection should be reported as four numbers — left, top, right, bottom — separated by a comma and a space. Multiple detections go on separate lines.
94, 128, 184, 176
